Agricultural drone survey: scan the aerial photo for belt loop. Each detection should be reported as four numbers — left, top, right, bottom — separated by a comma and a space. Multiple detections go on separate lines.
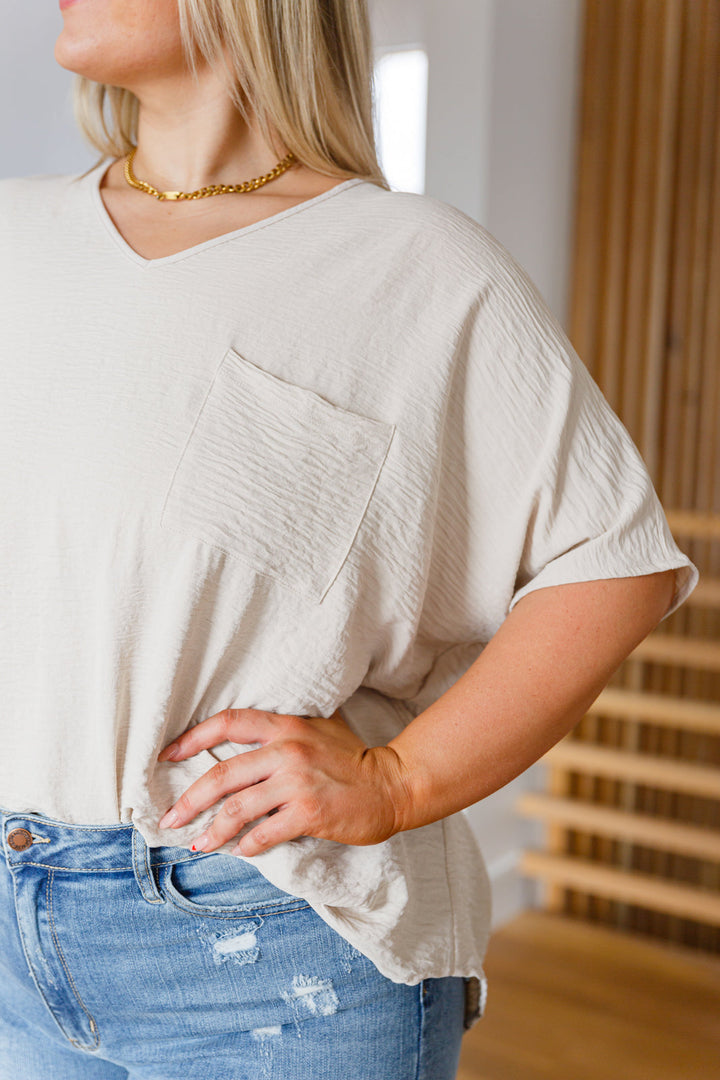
132, 826, 164, 904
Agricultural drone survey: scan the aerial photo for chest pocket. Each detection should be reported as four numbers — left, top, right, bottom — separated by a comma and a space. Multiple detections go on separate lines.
159, 346, 395, 604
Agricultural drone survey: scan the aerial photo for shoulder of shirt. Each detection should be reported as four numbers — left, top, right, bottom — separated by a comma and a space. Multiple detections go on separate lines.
362, 184, 571, 351
358, 183, 552, 305
0, 170, 81, 190
0, 169, 85, 217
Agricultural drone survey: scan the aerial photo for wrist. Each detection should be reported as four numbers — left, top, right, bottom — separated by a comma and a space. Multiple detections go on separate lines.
363, 743, 423, 836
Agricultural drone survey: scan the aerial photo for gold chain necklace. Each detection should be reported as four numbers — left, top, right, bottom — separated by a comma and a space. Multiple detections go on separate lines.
122, 145, 298, 201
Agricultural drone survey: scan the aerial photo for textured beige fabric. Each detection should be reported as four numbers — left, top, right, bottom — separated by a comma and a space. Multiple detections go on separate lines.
0, 161, 698, 1012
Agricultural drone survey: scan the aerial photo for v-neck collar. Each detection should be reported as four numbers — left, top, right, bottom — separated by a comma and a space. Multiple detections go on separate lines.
86, 159, 367, 269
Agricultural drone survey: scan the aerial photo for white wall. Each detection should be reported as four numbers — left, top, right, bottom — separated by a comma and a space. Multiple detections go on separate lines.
370, 0, 582, 326
484, 0, 583, 327
1, 2, 93, 177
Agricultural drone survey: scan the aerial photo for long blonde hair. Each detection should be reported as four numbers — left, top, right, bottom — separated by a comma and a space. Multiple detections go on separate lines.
71, 0, 389, 188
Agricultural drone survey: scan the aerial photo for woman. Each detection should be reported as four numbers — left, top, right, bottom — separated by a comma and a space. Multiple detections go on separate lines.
0, 1, 698, 1077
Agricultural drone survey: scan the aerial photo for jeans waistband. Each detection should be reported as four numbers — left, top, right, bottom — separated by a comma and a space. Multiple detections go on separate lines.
0, 805, 206, 874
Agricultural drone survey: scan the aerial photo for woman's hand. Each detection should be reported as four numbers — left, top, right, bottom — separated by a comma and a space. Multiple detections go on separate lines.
155, 707, 414, 856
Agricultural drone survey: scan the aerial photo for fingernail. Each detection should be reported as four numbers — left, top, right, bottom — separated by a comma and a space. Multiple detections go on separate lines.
158, 808, 179, 829
190, 834, 209, 851
158, 744, 180, 761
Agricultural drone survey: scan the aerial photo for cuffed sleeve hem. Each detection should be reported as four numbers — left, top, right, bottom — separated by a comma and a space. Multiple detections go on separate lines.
508, 551, 699, 622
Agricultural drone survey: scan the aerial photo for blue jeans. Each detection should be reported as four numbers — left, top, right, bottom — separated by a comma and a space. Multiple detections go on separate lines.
0, 807, 468, 1079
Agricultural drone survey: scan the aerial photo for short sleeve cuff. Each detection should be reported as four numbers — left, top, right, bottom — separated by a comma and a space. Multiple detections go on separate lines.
508, 546, 699, 623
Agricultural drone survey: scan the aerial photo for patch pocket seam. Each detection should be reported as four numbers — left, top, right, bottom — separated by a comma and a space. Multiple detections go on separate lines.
158, 342, 231, 530
159, 346, 396, 604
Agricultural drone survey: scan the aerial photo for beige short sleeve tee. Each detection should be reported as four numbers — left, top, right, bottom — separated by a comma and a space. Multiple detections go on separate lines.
0, 162, 698, 1014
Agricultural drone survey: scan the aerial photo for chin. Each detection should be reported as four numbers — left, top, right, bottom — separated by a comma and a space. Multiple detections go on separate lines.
54, 38, 133, 87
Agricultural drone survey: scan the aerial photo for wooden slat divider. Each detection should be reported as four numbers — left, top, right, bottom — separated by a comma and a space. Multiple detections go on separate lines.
519, 851, 720, 926
516, 792, 720, 861
681, 577, 720, 608
586, 686, 720, 734
663, 511, 720, 539
629, 635, 720, 672
520, 0, 720, 953
640, 0, 684, 477
541, 741, 720, 798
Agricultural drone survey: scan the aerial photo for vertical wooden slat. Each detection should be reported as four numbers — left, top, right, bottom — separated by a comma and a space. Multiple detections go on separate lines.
642, 7, 690, 941
662, 2, 703, 511
567, 0, 615, 380
687, 1, 720, 951
638, 0, 683, 477
613, 0, 668, 932
696, 0, 720, 946
679, 1, 717, 512
621, 0, 660, 444
597, 0, 638, 411
547, 766, 572, 914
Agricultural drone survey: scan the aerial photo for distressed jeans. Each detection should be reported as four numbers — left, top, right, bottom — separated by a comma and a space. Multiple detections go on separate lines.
0, 807, 470, 1079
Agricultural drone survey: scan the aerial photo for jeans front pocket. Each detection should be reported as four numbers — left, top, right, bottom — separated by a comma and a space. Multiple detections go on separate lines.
158, 851, 311, 918
159, 346, 395, 603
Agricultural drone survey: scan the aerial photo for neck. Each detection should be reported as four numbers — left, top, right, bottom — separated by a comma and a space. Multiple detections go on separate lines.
128, 79, 289, 192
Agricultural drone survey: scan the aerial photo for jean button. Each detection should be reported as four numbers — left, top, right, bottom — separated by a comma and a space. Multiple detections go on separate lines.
7, 828, 34, 851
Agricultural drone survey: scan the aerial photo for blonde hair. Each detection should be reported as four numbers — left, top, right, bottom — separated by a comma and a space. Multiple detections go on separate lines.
71, 0, 389, 189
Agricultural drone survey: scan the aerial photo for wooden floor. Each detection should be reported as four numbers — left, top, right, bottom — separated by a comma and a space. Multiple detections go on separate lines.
457, 909, 720, 1080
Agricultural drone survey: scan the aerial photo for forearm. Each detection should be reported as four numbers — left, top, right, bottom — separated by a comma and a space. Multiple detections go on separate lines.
383, 569, 677, 833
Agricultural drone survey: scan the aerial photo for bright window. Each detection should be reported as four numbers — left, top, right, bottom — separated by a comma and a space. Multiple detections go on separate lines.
373, 48, 428, 194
